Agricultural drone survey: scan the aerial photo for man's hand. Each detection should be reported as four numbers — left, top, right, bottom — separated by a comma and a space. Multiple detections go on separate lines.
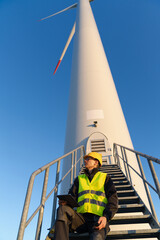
58, 199, 67, 206
94, 216, 107, 230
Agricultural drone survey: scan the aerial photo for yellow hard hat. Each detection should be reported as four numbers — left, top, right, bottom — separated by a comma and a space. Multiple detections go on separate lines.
84, 152, 102, 166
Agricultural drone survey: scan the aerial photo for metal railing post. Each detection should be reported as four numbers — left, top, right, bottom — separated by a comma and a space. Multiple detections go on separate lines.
120, 146, 129, 180
116, 146, 121, 168
113, 144, 116, 164
80, 146, 85, 167
35, 168, 49, 240
74, 150, 77, 180
51, 160, 61, 227
113, 144, 120, 167
123, 148, 132, 185
136, 154, 158, 222
71, 152, 74, 185
147, 158, 160, 199
17, 173, 36, 240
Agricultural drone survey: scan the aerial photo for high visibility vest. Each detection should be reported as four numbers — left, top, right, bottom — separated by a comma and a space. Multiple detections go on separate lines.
77, 172, 108, 216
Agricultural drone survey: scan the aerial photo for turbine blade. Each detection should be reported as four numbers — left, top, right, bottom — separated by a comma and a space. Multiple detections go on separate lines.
38, 3, 77, 22
53, 60, 61, 75
53, 23, 76, 75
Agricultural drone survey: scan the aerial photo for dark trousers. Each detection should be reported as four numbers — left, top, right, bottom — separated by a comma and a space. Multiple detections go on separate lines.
53, 205, 106, 240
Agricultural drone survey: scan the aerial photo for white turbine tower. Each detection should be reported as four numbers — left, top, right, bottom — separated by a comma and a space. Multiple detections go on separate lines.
40, 0, 150, 210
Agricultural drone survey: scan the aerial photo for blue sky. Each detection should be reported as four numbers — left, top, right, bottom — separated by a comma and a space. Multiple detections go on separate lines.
0, 0, 160, 239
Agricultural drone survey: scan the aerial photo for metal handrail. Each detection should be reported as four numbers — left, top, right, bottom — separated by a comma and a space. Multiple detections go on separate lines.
114, 144, 160, 165
113, 143, 160, 223
17, 145, 85, 240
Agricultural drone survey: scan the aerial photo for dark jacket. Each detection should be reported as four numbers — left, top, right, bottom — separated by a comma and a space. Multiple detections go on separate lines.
69, 168, 118, 225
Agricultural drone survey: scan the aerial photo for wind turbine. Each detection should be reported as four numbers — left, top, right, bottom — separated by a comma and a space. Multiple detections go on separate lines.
40, 0, 150, 210
39, 0, 94, 75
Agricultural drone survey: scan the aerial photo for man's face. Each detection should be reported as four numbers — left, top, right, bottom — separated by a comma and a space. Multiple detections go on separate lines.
84, 157, 99, 170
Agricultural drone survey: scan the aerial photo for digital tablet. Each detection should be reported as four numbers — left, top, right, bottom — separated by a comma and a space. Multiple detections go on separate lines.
57, 194, 79, 208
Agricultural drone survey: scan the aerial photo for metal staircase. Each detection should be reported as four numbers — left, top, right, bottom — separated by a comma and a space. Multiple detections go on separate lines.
17, 144, 160, 240
69, 164, 160, 239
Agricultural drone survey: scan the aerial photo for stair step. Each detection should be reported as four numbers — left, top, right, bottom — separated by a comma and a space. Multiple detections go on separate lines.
103, 171, 122, 175
118, 203, 145, 213
113, 180, 129, 185
117, 190, 135, 197
69, 229, 160, 239
110, 214, 152, 224
107, 228, 160, 239
110, 173, 125, 177
111, 177, 127, 181
118, 196, 139, 204
101, 166, 120, 169
115, 184, 132, 190
100, 164, 119, 168
102, 169, 121, 172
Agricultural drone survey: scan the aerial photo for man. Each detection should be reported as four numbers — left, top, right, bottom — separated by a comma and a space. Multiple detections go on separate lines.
53, 152, 118, 240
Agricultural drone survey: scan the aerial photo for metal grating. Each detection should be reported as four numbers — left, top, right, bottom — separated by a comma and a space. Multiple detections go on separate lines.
91, 139, 106, 152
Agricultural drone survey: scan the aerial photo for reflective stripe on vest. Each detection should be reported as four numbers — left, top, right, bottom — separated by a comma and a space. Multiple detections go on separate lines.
77, 172, 108, 216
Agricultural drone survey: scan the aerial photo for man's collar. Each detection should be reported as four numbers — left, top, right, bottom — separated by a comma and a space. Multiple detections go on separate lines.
84, 167, 99, 176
